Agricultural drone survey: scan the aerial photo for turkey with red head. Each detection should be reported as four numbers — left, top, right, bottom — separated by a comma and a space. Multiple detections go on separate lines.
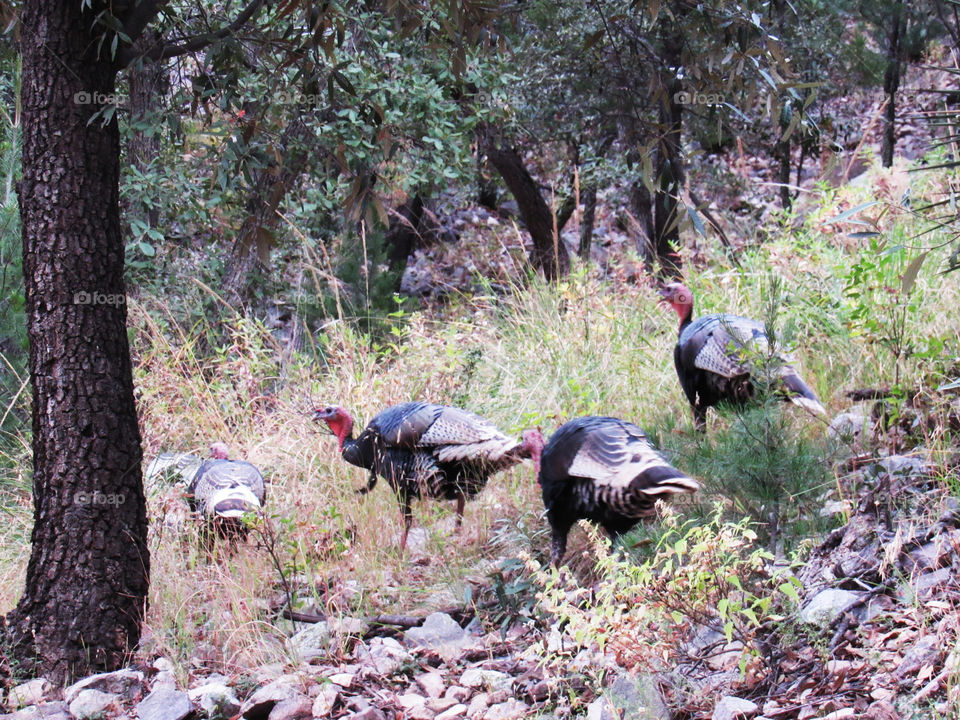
188, 442, 266, 539
524, 417, 699, 566
315, 402, 538, 548
661, 282, 825, 430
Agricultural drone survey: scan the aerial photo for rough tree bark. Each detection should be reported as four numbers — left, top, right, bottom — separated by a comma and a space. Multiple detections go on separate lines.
882, 0, 905, 168
7, 0, 149, 682
482, 133, 570, 280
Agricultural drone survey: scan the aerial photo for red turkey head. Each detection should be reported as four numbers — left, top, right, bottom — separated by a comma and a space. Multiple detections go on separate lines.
521, 428, 545, 480
660, 282, 694, 326
209, 442, 230, 460
313, 405, 354, 450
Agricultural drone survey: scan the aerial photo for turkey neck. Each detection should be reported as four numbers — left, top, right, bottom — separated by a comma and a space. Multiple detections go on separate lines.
340, 431, 375, 470
677, 301, 694, 334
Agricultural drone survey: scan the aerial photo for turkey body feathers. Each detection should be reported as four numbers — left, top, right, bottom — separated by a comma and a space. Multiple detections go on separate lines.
675, 312, 824, 427
329, 402, 527, 545
538, 416, 699, 564
189, 459, 266, 519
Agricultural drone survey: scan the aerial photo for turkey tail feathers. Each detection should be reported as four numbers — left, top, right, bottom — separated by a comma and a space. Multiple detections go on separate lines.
639, 475, 701, 496
209, 485, 262, 519
781, 372, 826, 416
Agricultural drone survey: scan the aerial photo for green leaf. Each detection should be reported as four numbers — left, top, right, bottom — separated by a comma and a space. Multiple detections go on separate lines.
900, 251, 929, 295
686, 204, 707, 238
778, 582, 800, 602
824, 201, 881, 225
138, 241, 156, 257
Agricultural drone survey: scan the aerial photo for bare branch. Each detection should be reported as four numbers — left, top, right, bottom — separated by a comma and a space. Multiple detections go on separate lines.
117, 0, 265, 67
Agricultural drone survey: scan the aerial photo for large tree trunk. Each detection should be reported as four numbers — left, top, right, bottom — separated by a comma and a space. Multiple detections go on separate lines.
882, 0, 905, 168
482, 136, 570, 280
7, 0, 148, 683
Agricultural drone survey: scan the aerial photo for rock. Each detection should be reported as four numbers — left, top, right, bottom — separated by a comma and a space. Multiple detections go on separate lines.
869, 455, 930, 480
355, 636, 412, 675
152, 657, 175, 673
348, 708, 386, 720
328, 673, 356, 687
913, 567, 954, 599
68, 689, 119, 719
435, 704, 467, 720
152, 670, 177, 690
895, 635, 941, 680
287, 617, 370, 661
398, 694, 428, 710
311, 684, 340, 716
188, 680, 241, 716
241, 677, 305, 719
64, 668, 144, 703
707, 642, 745, 671
0, 702, 71, 720
137, 687, 192, 720
586, 697, 617, 720
407, 528, 429, 554
409, 706, 437, 720
466, 693, 490, 719
483, 699, 529, 720
459, 669, 512, 693
268, 697, 313, 720
800, 589, 865, 626
416, 672, 447, 698
406, 613, 474, 661
427, 697, 459, 713
712, 696, 758, 720
828, 412, 869, 445
604, 674, 669, 720
445, 686, 470, 702
8, 679, 51, 708
286, 622, 332, 660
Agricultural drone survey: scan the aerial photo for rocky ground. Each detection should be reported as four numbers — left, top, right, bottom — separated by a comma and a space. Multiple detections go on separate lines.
4, 401, 959, 720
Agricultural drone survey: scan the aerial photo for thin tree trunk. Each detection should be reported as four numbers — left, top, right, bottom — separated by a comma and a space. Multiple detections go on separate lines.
628, 181, 656, 268
482, 133, 570, 280
579, 184, 597, 261
882, 0, 905, 168
476, 131, 498, 210
7, 0, 148, 682
220, 114, 311, 311
127, 31, 167, 228
776, 134, 792, 210
654, 26, 684, 279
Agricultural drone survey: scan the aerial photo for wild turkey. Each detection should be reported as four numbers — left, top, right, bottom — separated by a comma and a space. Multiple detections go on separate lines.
315, 402, 537, 548
145, 452, 203, 486
525, 417, 699, 565
661, 282, 825, 430
188, 442, 266, 538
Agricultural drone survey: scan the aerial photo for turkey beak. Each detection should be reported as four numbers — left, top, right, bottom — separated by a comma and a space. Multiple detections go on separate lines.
311, 410, 334, 435
657, 286, 672, 304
